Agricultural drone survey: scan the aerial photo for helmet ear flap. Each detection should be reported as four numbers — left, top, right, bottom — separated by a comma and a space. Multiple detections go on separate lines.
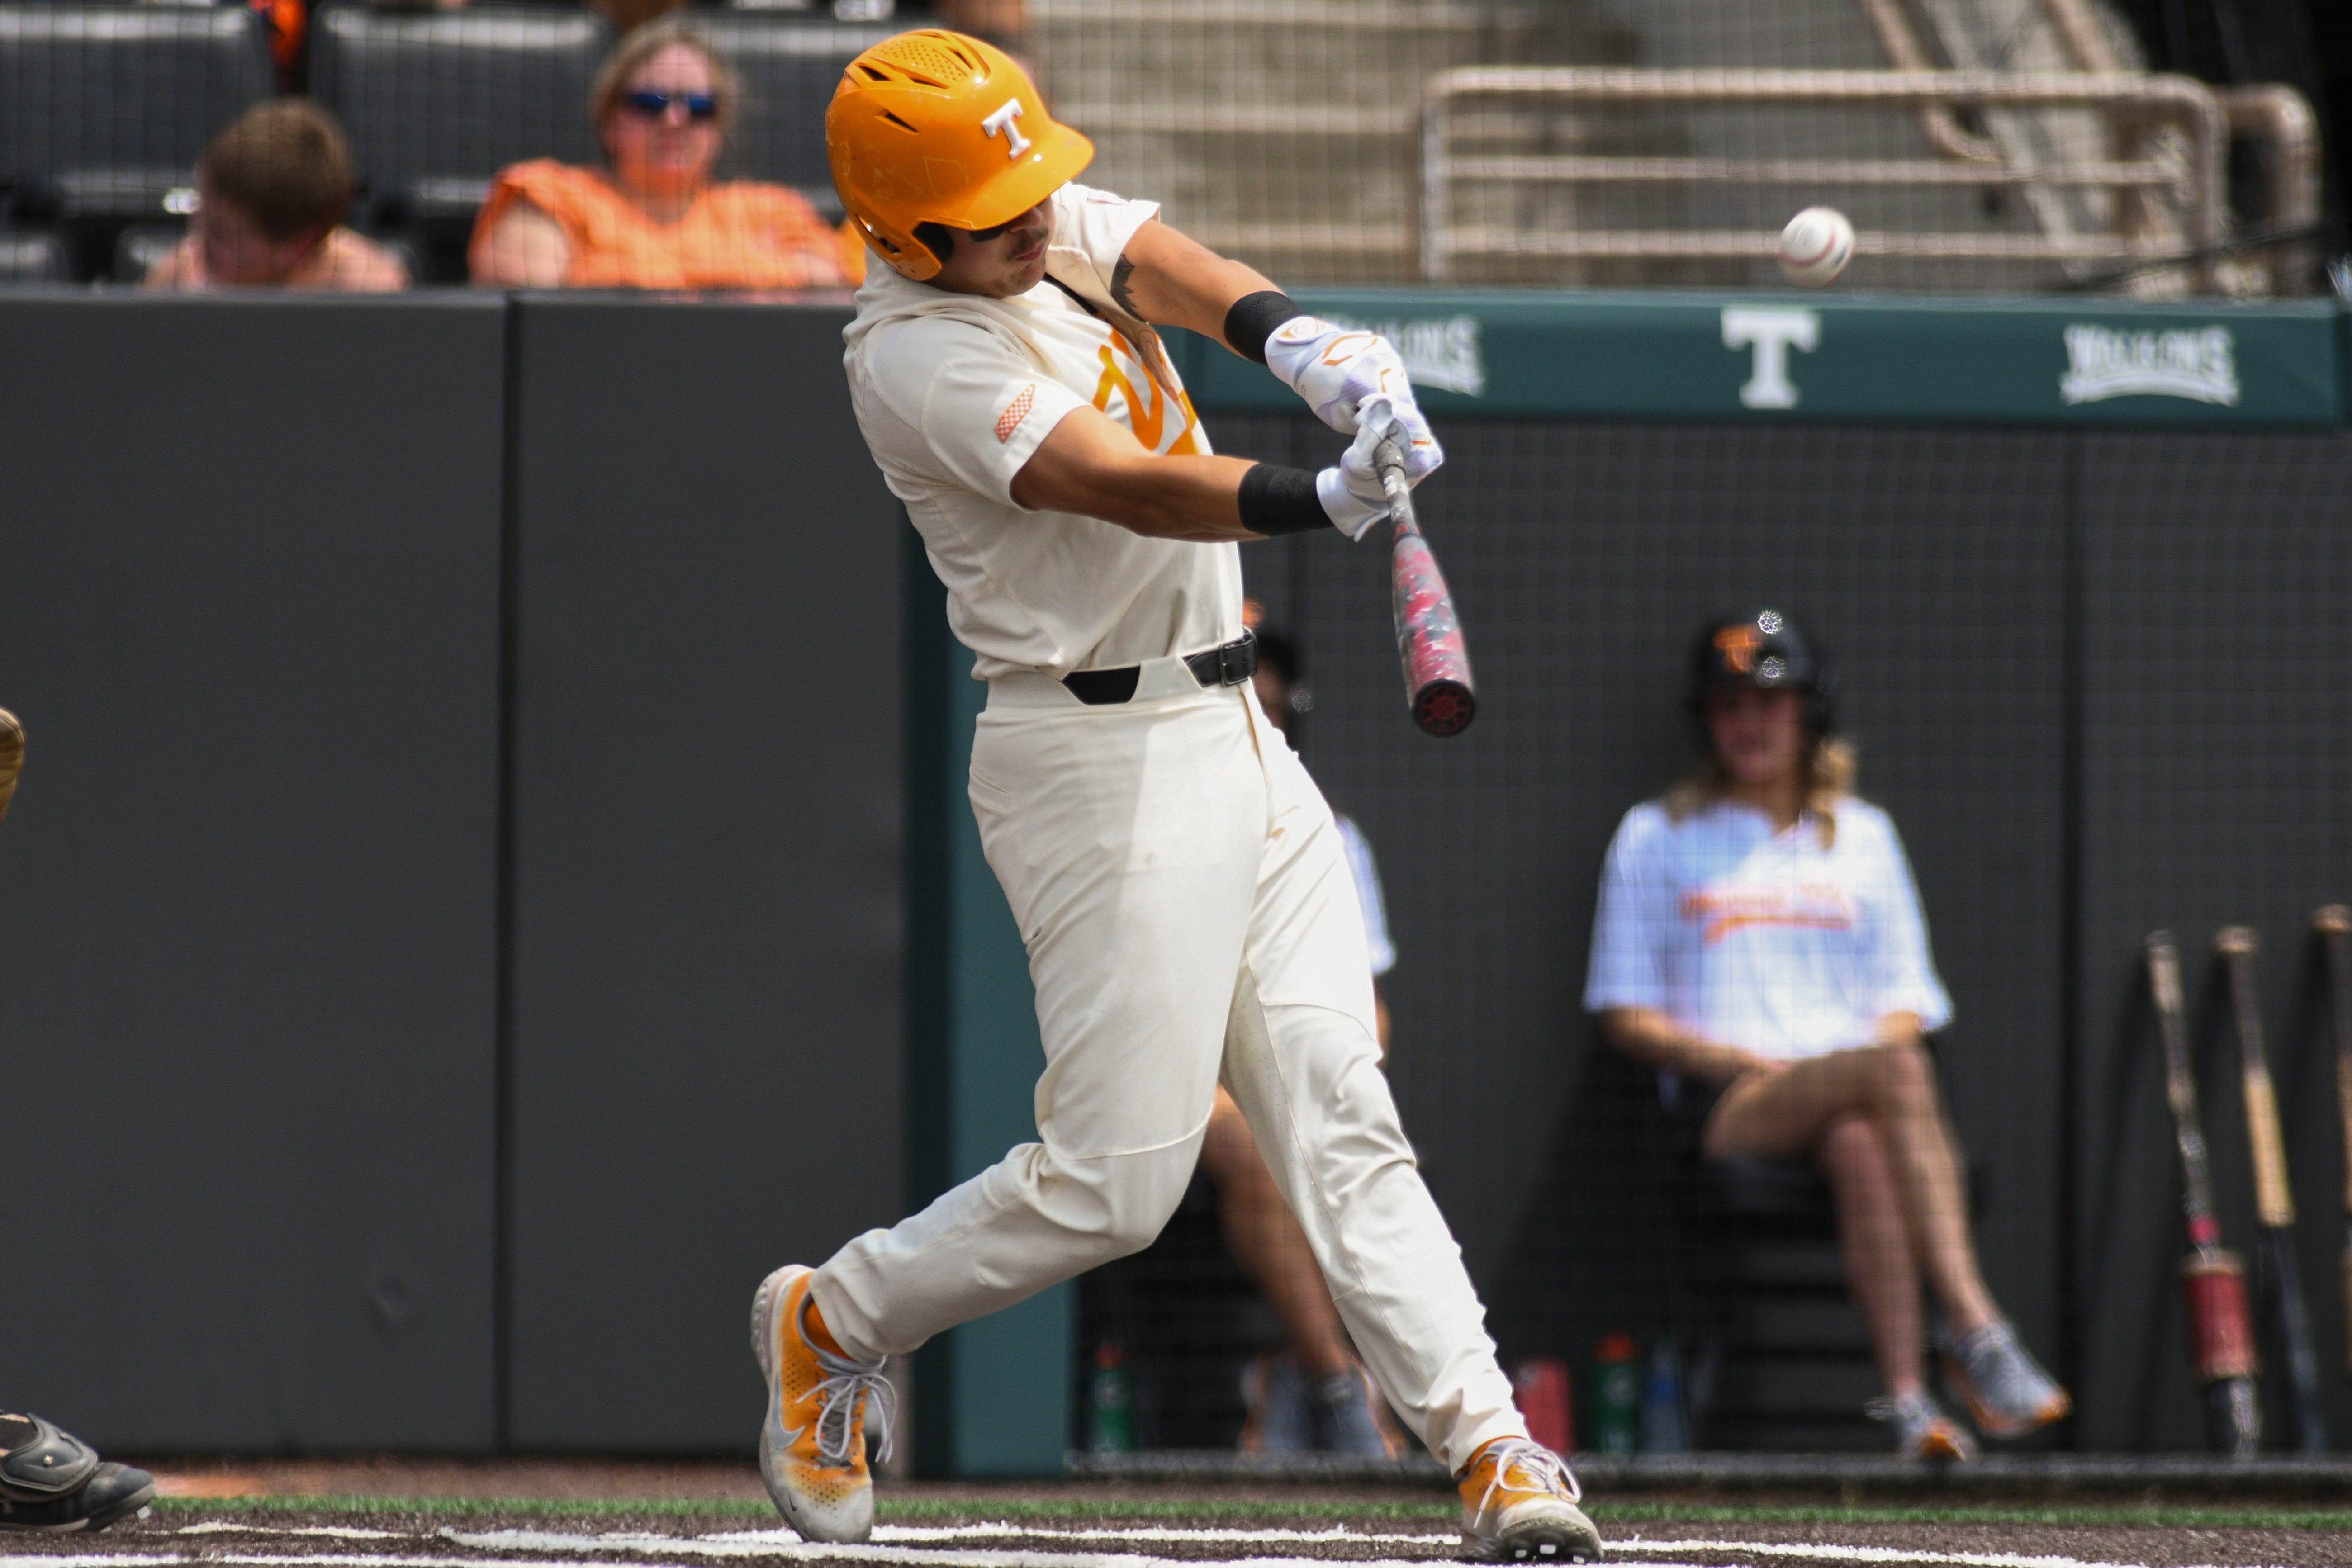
855, 212, 941, 282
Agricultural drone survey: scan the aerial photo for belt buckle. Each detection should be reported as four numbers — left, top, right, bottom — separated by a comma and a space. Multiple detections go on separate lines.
1214, 632, 1255, 687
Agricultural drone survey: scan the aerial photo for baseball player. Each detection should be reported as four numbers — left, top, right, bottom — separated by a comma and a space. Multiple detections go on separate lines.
752, 30, 1598, 1562
1584, 610, 2069, 1458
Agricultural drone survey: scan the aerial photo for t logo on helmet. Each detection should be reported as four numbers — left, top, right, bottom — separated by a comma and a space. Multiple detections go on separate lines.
982, 99, 1031, 159
1713, 624, 1760, 675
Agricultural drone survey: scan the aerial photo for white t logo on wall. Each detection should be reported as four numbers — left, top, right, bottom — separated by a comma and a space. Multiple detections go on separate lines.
1721, 307, 1820, 410
982, 99, 1031, 160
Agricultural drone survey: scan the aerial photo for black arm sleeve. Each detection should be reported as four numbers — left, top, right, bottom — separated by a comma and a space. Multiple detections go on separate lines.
1223, 290, 1300, 364
1237, 463, 1328, 536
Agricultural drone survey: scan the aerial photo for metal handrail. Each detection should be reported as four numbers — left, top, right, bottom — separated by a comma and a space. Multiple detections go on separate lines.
1419, 67, 2233, 289
2216, 84, 2322, 294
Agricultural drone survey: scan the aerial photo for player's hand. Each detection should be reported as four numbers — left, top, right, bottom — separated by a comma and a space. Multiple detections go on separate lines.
1265, 317, 1442, 474
1353, 394, 1442, 486
1314, 412, 1408, 541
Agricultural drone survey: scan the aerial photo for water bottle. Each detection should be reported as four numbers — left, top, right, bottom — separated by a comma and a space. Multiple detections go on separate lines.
1510, 1357, 1576, 1454
1591, 1334, 1640, 1456
1640, 1336, 1688, 1453
1088, 1341, 1137, 1454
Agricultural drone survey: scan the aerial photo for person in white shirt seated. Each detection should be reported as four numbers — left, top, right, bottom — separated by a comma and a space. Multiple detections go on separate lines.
1584, 608, 2069, 1460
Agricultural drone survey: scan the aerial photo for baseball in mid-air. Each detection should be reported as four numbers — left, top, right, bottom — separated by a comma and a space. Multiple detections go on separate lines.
1778, 206, 1855, 287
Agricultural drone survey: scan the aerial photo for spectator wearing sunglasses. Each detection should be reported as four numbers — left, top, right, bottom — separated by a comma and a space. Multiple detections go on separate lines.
470, 17, 848, 289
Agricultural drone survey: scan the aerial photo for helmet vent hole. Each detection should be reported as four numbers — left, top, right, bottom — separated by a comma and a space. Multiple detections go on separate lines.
879, 110, 920, 133
856, 63, 889, 81
873, 34, 971, 86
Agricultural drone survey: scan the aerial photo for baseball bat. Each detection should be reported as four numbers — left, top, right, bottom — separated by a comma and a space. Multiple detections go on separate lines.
2311, 905, 2352, 1378
0, 707, 21, 826
2217, 927, 2327, 1452
1371, 435, 1476, 738
2147, 932, 2262, 1455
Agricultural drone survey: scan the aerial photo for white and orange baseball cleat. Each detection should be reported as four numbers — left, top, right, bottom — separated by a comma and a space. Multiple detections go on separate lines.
1870, 1390, 1977, 1460
751, 1265, 895, 1544
1456, 1437, 1603, 1562
1940, 1320, 2070, 1438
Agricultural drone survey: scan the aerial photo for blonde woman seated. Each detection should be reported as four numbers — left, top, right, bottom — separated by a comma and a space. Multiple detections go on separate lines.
1584, 608, 2069, 1459
469, 17, 847, 290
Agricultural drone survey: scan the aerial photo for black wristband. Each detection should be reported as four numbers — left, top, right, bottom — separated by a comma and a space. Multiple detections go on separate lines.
1223, 290, 1299, 364
1238, 463, 1328, 536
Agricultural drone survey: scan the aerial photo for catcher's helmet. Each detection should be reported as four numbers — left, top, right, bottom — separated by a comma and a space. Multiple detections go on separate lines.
1687, 607, 1837, 737
826, 29, 1093, 282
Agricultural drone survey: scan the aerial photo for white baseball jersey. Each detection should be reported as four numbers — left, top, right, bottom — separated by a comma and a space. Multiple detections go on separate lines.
841, 182, 1242, 679
1584, 796, 1952, 1060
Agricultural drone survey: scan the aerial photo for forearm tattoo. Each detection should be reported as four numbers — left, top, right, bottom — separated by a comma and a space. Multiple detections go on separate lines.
1110, 254, 1140, 318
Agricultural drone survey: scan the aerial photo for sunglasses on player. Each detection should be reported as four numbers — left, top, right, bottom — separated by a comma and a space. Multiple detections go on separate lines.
621, 89, 719, 121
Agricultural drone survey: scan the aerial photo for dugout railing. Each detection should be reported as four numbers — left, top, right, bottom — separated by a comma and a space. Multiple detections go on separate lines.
1418, 68, 2319, 294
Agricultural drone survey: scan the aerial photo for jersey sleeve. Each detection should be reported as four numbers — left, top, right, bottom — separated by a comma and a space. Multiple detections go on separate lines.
900, 324, 1089, 507
1854, 807, 1955, 1032
1584, 805, 1674, 1014
1335, 815, 1397, 978
1050, 183, 1162, 299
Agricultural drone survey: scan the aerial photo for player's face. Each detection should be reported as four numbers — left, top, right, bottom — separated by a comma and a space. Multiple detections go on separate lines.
930, 198, 1056, 299
1704, 685, 1806, 786
604, 43, 722, 201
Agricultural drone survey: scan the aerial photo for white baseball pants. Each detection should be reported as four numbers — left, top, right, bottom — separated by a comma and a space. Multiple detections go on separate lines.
809, 655, 1524, 1472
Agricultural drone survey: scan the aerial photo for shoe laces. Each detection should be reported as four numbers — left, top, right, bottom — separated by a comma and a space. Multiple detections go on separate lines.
1473, 1438, 1582, 1513
801, 1298, 897, 1468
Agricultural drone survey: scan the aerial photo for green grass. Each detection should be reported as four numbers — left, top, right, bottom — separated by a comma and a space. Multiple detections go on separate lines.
148, 1493, 2352, 1531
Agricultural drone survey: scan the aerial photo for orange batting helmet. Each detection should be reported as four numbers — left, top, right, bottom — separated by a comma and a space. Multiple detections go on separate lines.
826, 29, 1093, 282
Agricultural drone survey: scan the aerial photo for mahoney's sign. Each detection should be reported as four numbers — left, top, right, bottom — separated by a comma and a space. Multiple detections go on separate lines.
1174, 292, 2344, 427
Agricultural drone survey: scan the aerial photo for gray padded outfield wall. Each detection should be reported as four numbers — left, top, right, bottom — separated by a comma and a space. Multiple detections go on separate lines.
502, 298, 905, 1450
0, 295, 506, 1449
1, 291, 2350, 1458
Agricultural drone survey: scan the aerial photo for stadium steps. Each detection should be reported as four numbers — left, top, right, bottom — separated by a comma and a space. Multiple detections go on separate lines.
1027, 0, 1634, 284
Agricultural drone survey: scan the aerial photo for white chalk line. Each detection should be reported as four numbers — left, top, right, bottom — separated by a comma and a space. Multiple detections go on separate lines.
0, 1525, 2248, 1568
177, 1527, 406, 1541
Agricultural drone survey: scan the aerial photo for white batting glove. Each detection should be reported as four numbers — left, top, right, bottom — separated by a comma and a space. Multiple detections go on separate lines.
1264, 316, 1443, 482
1314, 401, 1413, 541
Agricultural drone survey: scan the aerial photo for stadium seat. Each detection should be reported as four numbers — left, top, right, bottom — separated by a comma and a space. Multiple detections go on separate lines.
310, 3, 609, 232
689, 12, 897, 218
111, 221, 180, 284
0, 5, 272, 227
0, 223, 65, 281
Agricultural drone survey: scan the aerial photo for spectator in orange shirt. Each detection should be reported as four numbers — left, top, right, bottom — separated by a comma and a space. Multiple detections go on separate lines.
145, 101, 408, 291
469, 18, 847, 290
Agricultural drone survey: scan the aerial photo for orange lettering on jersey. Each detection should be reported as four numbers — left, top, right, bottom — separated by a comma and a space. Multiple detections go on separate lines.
1092, 326, 1199, 454
1679, 885, 1857, 945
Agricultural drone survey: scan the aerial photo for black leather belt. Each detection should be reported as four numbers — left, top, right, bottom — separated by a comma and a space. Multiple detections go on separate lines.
1062, 630, 1257, 706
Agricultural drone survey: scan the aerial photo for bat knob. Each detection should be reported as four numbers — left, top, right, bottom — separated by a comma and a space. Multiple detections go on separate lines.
1412, 680, 1477, 738
2216, 926, 2258, 957
2315, 905, 2351, 936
